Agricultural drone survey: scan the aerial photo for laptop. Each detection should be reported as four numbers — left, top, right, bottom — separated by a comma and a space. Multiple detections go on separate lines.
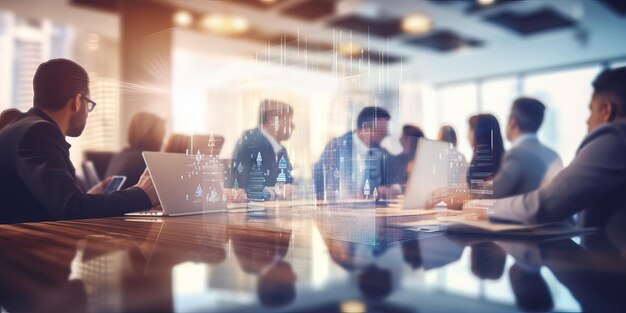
402, 139, 457, 210
126, 151, 227, 217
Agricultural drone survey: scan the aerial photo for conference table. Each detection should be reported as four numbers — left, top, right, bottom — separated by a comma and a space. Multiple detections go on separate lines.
0, 206, 625, 313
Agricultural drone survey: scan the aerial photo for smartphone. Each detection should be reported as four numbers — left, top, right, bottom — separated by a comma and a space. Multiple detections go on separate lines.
104, 176, 127, 193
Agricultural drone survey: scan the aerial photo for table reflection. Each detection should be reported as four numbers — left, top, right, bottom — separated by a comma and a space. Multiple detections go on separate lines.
0, 213, 625, 312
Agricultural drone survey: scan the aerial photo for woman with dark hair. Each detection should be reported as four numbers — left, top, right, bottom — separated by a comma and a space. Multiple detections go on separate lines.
437, 125, 468, 185
105, 112, 166, 189
394, 125, 426, 187
437, 125, 458, 147
467, 114, 505, 198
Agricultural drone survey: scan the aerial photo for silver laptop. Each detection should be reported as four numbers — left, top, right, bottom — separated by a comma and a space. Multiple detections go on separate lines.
403, 139, 465, 210
126, 151, 227, 217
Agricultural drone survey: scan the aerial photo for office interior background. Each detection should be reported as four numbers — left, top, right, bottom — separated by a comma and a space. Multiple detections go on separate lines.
1, 0, 626, 311
1, 0, 626, 180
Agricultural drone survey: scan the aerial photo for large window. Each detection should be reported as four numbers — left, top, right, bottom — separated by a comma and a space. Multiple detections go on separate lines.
437, 83, 479, 159
429, 64, 607, 167
523, 66, 602, 165
480, 77, 519, 150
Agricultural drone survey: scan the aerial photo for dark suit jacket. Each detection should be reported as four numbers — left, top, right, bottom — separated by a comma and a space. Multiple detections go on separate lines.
105, 148, 146, 189
228, 128, 293, 189
313, 132, 397, 199
492, 121, 626, 227
0, 108, 152, 224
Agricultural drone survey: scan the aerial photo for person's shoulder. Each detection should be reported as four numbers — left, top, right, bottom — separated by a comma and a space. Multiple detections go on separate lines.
534, 140, 560, 160
22, 118, 63, 140
326, 132, 352, 147
5, 112, 60, 141
583, 122, 626, 147
241, 128, 263, 141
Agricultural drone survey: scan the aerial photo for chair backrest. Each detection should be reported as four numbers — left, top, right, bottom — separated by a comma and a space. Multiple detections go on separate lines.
163, 133, 225, 156
82, 160, 100, 188
83, 150, 116, 180
191, 134, 225, 157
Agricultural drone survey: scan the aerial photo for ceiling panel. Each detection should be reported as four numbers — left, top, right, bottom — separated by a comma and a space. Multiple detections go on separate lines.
281, 0, 337, 21
328, 14, 402, 38
404, 29, 484, 52
484, 7, 576, 35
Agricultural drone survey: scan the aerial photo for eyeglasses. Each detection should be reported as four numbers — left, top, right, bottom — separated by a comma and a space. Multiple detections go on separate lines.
83, 96, 97, 113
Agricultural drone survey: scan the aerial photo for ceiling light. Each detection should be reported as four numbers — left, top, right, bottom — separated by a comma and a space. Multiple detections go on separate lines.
201, 14, 250, 36
173, 10, 193, 27
401, 14, 432, 34
477, 0, 496, 6
338, 42, 362, 57
259, 0, 278, 3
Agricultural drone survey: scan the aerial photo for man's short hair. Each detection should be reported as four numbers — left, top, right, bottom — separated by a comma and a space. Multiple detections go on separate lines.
259, 99, 292, 125
356, 106, 391, 129
33, 58, 89, 111
511, 97, 546, 133
592, 66, 626, 117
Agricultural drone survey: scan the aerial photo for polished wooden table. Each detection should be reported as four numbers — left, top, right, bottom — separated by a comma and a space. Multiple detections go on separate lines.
1, 208, 625, 313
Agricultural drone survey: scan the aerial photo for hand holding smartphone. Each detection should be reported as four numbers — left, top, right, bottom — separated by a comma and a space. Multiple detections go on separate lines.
104, 176, 127, 193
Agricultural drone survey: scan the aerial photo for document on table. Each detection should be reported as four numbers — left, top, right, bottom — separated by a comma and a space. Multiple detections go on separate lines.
437, 215, 596, 238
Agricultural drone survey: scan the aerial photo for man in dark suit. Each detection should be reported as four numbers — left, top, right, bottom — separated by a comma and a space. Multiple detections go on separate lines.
313, 106, 400, 200
488, 66, 626, 227
0, 59, 158, 224
493, 97, 563, 198
227, 99, 294, 202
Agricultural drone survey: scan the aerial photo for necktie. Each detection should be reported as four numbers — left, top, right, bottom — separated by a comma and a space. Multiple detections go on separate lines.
363, 149, 382, 196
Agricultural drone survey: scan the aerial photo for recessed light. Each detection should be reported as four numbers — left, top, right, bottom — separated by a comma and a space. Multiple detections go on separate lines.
173, 11, 193, 27
338, 42, 362, 56
401, 14, 432, 34
477, 0, 496, 7
201, 14, 250, 36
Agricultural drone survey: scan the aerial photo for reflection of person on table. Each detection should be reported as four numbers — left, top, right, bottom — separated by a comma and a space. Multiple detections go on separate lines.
229, 226, 296, 307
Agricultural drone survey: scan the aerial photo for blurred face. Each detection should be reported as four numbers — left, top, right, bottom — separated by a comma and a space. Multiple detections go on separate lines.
586, 93, 612, 133
358, 118, 389, 147
468, 126, 475, 148
67, 92, 89, 137
265, 111, 294, 142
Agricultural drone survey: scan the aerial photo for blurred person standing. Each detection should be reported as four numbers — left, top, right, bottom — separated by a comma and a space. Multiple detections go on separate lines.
227, 99, 295, 202
313, 106, 400, 200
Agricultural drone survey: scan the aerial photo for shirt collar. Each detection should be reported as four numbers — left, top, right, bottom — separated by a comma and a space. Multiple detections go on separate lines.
259, 126, 283, 155
352, 131, 370, 158
28, 107, 71, 149
512, 133, 537, 147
